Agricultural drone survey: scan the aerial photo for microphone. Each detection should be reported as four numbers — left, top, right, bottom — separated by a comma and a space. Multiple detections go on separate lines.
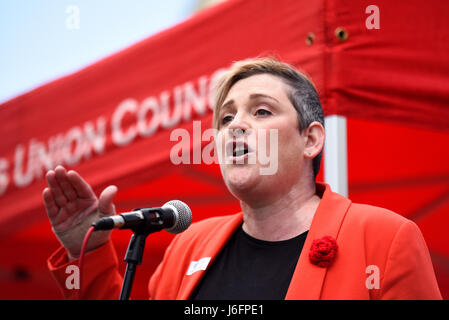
92, 200, 192, 234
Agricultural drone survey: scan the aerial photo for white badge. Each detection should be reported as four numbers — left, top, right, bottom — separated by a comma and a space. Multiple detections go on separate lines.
186, 257, 211, 276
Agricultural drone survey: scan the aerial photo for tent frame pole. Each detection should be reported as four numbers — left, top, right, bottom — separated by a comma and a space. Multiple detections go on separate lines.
324, 115, 348, 197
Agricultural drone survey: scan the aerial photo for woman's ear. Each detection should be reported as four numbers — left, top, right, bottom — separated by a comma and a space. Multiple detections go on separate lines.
303, 121, 325, 159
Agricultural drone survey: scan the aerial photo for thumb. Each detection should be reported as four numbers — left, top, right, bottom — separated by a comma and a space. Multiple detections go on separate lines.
98, 185, 118, 216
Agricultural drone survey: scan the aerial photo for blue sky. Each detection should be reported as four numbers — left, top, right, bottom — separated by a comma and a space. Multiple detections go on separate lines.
0, 0, 196, 104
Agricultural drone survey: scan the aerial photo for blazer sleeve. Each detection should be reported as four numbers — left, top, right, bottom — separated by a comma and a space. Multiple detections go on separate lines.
379, 220, 442, 299
47, 240, 123, 300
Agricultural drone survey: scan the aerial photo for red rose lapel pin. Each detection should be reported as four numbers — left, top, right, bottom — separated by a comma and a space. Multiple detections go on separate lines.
309, 236, 338, 268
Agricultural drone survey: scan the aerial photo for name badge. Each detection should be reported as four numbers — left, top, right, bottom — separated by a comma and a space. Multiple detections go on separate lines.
186, 257, 211, 276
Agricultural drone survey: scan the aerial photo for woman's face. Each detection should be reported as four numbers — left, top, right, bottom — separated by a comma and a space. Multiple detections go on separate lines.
216, 74, 310, 205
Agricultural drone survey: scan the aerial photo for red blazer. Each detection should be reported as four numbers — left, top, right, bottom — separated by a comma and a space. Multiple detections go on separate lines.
48, 183, 442, 299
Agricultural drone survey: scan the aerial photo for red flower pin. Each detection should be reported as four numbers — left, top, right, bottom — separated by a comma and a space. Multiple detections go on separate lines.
309, 236, 338, 268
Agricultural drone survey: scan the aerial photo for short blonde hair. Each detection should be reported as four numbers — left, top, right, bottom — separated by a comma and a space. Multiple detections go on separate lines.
212, 57, 324, 178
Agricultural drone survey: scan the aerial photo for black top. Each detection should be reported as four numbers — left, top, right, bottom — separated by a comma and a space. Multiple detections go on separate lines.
190, 225, 309, 300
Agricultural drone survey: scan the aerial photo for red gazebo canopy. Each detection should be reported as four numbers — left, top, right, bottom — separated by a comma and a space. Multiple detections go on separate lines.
0, 0, 448, 299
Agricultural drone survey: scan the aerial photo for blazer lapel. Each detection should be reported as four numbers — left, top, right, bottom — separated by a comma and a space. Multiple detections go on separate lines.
285, 183, 351, 300
178, 213, 244, 299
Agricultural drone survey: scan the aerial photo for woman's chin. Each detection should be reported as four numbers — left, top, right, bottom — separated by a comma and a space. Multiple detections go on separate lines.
223, 165, 260, 195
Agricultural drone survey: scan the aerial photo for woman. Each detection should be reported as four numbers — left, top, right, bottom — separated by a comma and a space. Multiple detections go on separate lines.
45, 57, 442, 299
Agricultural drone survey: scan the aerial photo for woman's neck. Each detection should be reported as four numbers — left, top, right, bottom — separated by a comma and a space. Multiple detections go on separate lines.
240, 180, 320, 241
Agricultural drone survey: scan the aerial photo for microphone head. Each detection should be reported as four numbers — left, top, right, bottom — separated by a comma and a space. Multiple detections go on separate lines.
162, 200, 192, 234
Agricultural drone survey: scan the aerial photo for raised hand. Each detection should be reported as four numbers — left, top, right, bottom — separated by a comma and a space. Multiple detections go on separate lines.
43, 165, 117, 259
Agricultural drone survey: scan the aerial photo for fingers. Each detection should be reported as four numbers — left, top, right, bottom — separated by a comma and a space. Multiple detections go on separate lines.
66, 169, 95, 199
98, 185, 118, 215
45, 165, 95, 211
55, 166, 77, 201
42, 187, 59, 219
45, 169, 67, 208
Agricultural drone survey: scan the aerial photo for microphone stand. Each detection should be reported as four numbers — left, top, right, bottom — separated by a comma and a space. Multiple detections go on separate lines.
119, 231, 149, 300
119, 209, 166, 300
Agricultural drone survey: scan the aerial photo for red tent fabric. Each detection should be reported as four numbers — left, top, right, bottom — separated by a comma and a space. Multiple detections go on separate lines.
0, 0, 448, 299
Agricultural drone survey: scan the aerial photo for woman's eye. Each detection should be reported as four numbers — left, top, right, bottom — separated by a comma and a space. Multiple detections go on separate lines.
255, 109, 272, 117
221, 115, 233, 125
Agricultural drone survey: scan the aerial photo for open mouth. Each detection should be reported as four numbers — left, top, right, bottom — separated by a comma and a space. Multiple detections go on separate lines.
233, 145, 249, 157
225, 140, 252, 161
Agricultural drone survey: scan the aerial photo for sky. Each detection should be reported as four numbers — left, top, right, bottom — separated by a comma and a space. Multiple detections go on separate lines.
0, 0, 196, 104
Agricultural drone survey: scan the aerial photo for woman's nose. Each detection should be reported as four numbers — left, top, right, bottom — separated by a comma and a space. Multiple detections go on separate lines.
227, 113, 250, 136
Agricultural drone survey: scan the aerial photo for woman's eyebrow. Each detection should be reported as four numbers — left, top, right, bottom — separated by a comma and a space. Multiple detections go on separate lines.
249, 93, 280, 103
221, 99, 234, 110
221, 93, 279, 109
